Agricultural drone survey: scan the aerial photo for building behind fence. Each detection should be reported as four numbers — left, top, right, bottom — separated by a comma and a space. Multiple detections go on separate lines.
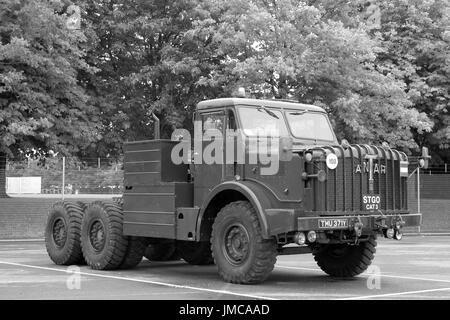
6, 157, 123, 195
5, 158, 450, 199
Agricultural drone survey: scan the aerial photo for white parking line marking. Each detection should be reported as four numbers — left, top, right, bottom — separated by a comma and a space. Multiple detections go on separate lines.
0, 261, 277, 300
339, 287, 450, 300
0, 239, 44, 242
276, 265, 450, 284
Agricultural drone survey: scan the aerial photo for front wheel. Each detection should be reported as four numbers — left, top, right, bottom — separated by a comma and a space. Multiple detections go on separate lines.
312, 236, 377, 278
211, 201, 277, 284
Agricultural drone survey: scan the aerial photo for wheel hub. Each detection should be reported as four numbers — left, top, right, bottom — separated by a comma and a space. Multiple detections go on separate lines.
52, 218, 67, 248
224, 224, 250, 266
89, 220, 106, 252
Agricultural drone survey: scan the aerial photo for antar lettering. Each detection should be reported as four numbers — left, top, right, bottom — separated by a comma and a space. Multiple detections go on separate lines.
355, 161, 386, 174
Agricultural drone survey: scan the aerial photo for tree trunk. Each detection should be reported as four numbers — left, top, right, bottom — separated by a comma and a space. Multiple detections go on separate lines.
0, 152, 9, 198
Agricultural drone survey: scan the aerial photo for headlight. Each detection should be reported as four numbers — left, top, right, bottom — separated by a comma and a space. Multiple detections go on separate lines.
307, 231, 317, 243
304, 152, 313, 162
294, 232, 306, 245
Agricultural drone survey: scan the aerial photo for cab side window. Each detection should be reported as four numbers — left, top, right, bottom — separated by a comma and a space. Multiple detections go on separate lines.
227, 109, 237, 130
201, 113, 224, 134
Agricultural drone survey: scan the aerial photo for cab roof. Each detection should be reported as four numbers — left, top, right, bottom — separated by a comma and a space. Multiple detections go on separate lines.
196, 98, 326, 113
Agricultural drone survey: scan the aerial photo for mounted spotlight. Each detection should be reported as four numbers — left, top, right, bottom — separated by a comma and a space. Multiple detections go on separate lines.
381, 141, 390, 149
418, 147, 430, 169
235, 87, 246, 98
317, 170, 327, 183
341, 139, 351, 149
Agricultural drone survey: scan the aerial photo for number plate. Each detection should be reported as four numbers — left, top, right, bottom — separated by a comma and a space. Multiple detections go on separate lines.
318, 219, 348, 229
362, 194, 381, 211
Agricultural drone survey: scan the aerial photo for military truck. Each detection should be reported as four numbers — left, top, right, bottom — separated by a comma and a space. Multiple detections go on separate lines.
45, 96, 424, 284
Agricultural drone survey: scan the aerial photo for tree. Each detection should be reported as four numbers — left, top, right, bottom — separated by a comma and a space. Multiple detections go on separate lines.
309, 0, 450, 162
78, 0, 231, 158
75, 0, 439, 163
0, 0, 100, 197
374, 0, 450, 163
170, 0, 432, 150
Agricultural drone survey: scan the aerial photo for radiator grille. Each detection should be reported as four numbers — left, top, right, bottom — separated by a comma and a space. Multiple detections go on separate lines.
308, 145, 408, 212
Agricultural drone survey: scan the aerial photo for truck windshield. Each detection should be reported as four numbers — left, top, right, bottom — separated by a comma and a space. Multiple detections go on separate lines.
237, 107, 289, 137
286, 111, 335, 141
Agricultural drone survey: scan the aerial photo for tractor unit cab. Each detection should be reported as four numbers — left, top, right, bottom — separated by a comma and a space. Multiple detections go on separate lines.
44, 96, 422, 284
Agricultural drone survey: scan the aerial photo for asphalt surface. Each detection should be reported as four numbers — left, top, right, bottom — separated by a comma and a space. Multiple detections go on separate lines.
1, 236, 450, 300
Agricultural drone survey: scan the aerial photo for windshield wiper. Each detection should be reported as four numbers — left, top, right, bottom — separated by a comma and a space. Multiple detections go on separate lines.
257, 106, 279, 119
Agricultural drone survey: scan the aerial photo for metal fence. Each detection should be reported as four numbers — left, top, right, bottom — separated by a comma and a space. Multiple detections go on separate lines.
422, 165, 450, 175
5, 157, 449, 197
5, 157, 123, 195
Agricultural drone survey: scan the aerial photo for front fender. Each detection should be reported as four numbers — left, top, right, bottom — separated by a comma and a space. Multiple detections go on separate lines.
197, 180, 274, 239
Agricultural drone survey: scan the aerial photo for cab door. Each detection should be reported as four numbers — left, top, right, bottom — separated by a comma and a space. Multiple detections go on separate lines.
193, 110, 225, 206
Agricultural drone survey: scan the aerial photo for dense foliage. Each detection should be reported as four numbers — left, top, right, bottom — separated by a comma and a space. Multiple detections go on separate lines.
78, 0, 447, 158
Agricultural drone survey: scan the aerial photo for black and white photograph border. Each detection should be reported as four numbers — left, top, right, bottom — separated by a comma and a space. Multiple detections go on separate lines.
0, 0, 450, 308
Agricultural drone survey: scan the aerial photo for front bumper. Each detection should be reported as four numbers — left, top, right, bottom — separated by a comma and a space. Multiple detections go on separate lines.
297, 213, 422, 232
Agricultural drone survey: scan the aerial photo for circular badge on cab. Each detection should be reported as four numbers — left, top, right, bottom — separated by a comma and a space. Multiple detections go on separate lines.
326, 153, 338, 170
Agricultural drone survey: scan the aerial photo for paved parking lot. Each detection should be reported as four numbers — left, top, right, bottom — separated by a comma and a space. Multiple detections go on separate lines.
1, 236, 450, 300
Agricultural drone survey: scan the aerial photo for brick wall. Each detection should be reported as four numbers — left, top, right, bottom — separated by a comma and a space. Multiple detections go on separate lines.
0, 198, 103, 239
417, 199, 450, 232
421, 174, 450, 199
407, 174, 450, 232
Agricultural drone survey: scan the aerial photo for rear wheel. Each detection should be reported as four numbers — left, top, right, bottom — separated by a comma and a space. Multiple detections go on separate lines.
74, 201, 88, 265
177, 241, 213, 265
145, 242, 180, 261
80, 201, 128, 270
312, 236, 377, 277
120, 237, 148, 269
76, 201, 87, 213
45, 201, 84, 265
211, 201, 277, 284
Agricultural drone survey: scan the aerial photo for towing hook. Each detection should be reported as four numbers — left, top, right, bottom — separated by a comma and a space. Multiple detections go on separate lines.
375, 210, 388, 229
352, 217, 364, 238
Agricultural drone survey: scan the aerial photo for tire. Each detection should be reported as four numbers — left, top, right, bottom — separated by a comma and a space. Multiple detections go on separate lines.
112, 197, 123, 207
145, 242, 180, 261
120, 236, 148, 269
45, 201, 84, 265
80, 201, 128, 270
76, 201, 87, 213
166, 250, 180, 261
312, 236, 377, 278
177, 241, 214, 265
211, 200, 277, 284
73, 201, 88, 265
